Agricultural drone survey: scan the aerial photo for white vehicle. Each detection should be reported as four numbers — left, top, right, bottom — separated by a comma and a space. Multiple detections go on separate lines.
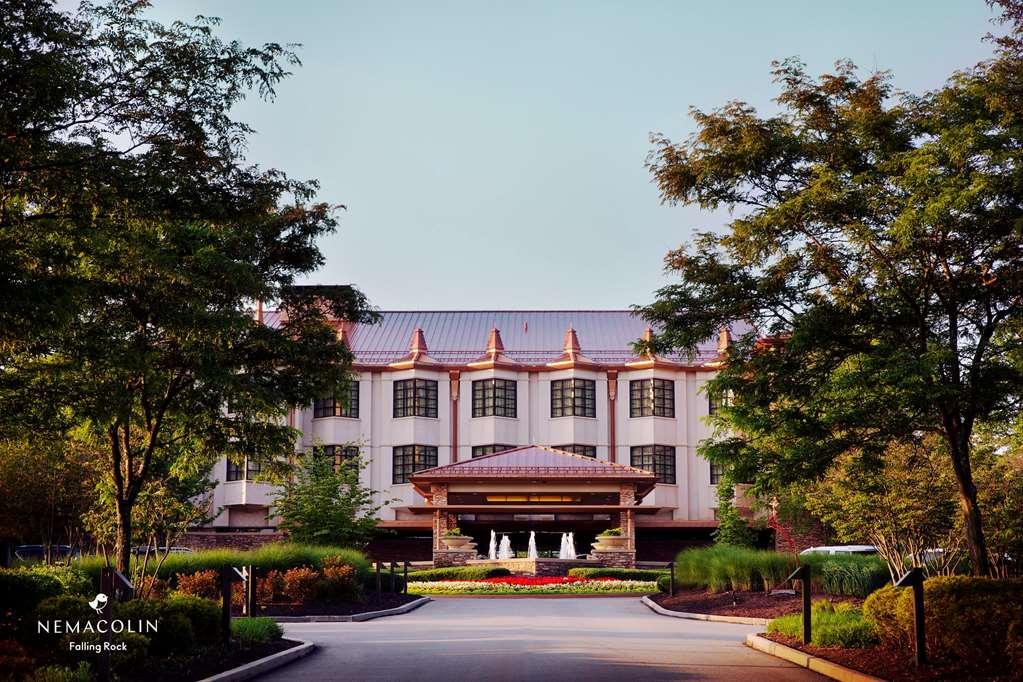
799, 545, 878, 556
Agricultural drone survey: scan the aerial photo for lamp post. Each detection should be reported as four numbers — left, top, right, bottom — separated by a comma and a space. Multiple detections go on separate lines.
895, 567, 927, 666
785, 564, 812, 644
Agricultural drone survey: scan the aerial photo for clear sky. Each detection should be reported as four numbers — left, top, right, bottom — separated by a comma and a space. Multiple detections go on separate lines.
144, 1, 997, 310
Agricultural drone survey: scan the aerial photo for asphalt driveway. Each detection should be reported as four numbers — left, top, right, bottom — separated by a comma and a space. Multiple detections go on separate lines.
257, 597, 823, 681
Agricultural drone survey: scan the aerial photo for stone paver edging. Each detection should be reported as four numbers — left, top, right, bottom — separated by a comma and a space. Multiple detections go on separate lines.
745, 633, 887, 682
641, 595, 771, 626
198, 639, 314, 682
273, 596, 432, 622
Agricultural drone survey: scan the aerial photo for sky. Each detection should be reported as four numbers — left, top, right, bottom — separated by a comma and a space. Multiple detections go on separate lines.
142, 1, 998, 311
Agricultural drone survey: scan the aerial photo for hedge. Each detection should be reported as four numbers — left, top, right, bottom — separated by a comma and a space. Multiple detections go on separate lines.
77, 544, 371, 584
864, 576, 1023, 669
656, 574, 671, 593
232, 617, 283, 646
0, 569, 64, 630
567, 568, 667, 581
672, 546, 889, 597
406, 566, 511, 582
407, 579, 658, 595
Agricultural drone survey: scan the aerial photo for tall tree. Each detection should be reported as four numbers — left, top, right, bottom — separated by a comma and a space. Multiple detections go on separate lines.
0, 1, 377, 572
638, 2, 1023, 575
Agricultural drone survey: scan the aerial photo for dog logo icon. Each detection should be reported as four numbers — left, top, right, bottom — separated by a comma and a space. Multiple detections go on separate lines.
88, 593, 108, 615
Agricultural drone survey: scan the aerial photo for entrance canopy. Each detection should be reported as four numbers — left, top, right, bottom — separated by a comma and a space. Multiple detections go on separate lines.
410, 445, 658, 500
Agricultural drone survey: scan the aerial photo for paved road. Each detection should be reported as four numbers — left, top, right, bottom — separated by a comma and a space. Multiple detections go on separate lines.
258, 597, 823, 681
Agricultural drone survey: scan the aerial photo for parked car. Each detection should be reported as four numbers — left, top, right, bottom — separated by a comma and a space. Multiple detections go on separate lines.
14, 545, 81, 562
799, 545, 878, 556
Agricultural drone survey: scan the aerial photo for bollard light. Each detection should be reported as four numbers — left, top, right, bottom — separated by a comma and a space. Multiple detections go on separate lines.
785, 564, 812, 645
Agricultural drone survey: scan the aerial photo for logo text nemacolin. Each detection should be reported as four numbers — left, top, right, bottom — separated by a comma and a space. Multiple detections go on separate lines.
37, 619, 159, 634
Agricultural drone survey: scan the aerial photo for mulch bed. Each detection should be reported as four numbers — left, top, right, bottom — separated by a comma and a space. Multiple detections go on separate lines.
127, 638, 300, 682
763, 632, 1015, 681
651, 589, 861, 619
254, 592, 422, 616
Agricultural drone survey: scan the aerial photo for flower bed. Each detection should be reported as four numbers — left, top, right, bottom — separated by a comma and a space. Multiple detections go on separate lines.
408, 577, 657, 594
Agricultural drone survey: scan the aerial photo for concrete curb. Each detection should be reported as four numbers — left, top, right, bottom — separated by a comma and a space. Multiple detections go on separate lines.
641, 595, 771, 626
744, 634, 888, 682
199, 639, 315, 682
272, 596, 432, 622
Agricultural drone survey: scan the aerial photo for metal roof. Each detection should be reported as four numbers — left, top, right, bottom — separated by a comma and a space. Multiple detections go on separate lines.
412, 445, 656, 478
264, 309, 741, 365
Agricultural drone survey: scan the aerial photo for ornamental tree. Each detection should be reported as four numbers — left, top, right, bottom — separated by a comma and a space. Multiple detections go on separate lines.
638, 1, 1023, 575
0, 1, 377, 572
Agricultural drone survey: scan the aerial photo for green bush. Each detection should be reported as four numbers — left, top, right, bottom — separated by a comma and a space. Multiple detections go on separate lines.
0, 568, 64, 628
115, 598, 191, 657
406, 566, 511, 582
567, 568, 667, 581
78, 544, 372, 584
162, 593, 222, 645
800, 553, 889, 598
862, 585, 905, 646
656, 574, 671, 593
14, 565, 92, 596
23, 663, 93, 682
32, 596, 97, 650
767, 600, 878, 648
232, 617, 283, 646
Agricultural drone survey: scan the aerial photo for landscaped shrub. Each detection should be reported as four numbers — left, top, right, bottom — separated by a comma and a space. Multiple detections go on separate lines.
767, 601, 878, 648
319, 556, 360, 600
406, 566, 511, 582
231, 617, 284, 646
78, 543, 371, 583
407, 579, 658, 595
32, 596, 96, 650
14, 565, 92, 596
0, 569, 64, 625
175, 569, 220, 600
899, 576, 1023, 667
862, 585, 905, 646
282, 567, 319, 604
361, 567, 407, 594
567, 568, 667, 581
162, 593, 222, 645
23, 663, 92, 682
114, 598, 191, 657
256, 569, 285, 604
656, 575, 671, 593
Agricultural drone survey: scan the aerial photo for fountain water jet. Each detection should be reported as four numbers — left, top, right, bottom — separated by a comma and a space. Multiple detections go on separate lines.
498, 534, 513, 560
566, 532, 576, 559
488, 530, 497, 561
527, 531, 538, 559
558, 533, 570, 559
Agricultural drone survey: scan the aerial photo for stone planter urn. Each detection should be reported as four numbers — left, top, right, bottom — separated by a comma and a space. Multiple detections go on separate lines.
592, 535, 628, 550
441, 535, 473, 550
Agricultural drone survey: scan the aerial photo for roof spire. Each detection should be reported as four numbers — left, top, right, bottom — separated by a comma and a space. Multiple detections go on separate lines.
409, 327, 428, 357
487, 327, 505, 354
563, 327, 581, 355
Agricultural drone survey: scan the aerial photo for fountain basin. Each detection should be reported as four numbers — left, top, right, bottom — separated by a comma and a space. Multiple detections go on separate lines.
466, 557, 600, 577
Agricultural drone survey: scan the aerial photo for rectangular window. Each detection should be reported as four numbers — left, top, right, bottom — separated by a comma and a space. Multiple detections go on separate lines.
319, 444, 361, 471
710, 462, 724, 485
471, 444, 514, 458
630, 445, 676, 484
708, 390, 731, 416
226, 458, 244, 481
245, 456, 262, 480
554, 444, 597, 458
393, 379, 438, 418
313, 381, 360, 419
392, 445, 439, 484
551, 378, 596, 418
629, 378, 675, 418
472, 379, 517, 418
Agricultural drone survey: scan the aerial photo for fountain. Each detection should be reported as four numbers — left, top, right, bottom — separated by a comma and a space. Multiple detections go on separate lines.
498, 534, 513, 560
488, 530, 497, 560
527, 531, 538, 559
566, 532, 576, 559
558, 532, 570, 559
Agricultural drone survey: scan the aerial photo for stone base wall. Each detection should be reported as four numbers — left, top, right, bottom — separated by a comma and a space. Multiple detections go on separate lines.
181, 530, 285, 551
590, 548, 636, 568
433, 549, 476, 567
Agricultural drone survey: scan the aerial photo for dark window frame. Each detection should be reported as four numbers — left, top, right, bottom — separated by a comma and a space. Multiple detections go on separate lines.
553, 444, 597, 458
471, 444, 515, 458
629, 378, 675, 418
226, 458, 244, 481
551, 378, 596, 418
392, 444, 439, 484
710, 462, 724, 485
630, 445, 676, 484
318, 444, 361, 471
313, 381, 360, 419
472, 379, 517, 418
393, 379, 438, 418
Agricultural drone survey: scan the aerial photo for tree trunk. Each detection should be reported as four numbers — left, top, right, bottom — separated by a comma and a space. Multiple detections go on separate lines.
115, 499, 133, 575
946, 428, 991, 576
